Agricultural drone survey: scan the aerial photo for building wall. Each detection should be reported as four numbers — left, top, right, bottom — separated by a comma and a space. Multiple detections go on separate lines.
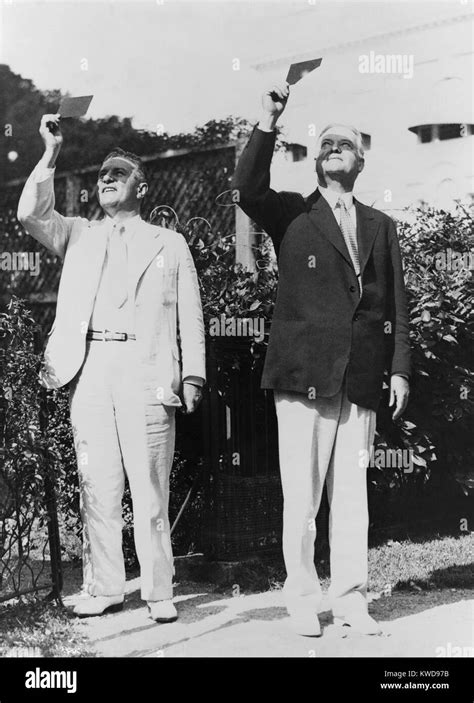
250, 6, 473, 213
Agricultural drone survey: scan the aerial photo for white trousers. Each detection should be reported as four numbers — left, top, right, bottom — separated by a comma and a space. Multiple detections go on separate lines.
69, 341, 176, 602
274, 385, 376, 617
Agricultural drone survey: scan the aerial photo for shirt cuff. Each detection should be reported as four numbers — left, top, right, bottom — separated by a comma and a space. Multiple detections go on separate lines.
182, 375, 204, 387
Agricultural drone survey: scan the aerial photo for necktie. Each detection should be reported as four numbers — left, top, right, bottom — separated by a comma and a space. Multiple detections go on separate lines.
107, 224, 128, 308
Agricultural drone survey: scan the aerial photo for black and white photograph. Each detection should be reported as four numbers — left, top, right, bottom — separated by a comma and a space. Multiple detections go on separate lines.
0, 0, 472, 695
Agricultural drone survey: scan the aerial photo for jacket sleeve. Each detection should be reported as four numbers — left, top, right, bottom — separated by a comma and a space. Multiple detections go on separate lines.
176, 234, 206, 384
17, 164, 77, 259
387, 217, 411, 378
231, 126, 305, 256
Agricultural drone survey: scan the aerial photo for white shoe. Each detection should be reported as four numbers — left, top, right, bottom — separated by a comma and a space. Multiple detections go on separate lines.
333, 612, 382, 635
73, 594, 124, 618
288, 609, 321, 637
147, 599, 178, 623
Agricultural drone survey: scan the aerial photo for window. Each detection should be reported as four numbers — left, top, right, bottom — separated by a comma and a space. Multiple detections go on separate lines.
287, 144, 308, 162
409, 124, 473, 143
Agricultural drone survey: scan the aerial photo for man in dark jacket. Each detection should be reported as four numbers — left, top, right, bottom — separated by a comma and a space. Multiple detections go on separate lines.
232, 83, 410, 636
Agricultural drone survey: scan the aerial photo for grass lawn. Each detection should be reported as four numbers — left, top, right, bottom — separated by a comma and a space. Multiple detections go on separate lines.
0, 600, 96, 657
211, 532, 474, 595
367, 533, 473, 593
0, 533, 472, 656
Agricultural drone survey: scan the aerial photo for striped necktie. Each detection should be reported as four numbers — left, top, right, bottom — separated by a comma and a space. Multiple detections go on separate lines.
336, 197, 360, 276
107, 224, 128, 308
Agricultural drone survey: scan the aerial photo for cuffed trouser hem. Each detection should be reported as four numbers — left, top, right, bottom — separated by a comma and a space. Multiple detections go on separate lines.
143, 589, 174, 602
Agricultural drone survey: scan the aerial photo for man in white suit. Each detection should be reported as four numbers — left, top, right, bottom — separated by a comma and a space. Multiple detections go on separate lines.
18, 114, 206, 621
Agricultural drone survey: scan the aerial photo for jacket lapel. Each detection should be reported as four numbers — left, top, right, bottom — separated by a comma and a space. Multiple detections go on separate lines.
81, 220, 109, 296
129, 220, 165, 296
307, 190, 353, 268
355, 200, 380, 277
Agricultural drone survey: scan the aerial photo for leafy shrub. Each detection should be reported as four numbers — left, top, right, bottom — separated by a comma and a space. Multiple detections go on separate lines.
398, 206, 473, 496
1, 205, 471, 576
185, 205, 474, 511
367, 205, 473, 520
0, 298, 54, 594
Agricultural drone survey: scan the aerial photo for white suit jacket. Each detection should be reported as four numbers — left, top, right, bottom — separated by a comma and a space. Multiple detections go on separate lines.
17, 165, 206, 406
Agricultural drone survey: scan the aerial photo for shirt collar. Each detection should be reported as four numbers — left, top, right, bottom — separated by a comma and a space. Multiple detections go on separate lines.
318, 186, 354, 211
103, 213, 142, 241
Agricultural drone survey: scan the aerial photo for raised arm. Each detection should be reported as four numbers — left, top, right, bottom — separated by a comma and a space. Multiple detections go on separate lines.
231, 84, 305, 255
17, 114, 77, 259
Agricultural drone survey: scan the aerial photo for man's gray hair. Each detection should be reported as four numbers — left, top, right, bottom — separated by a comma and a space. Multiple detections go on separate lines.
318, 124, 365, 158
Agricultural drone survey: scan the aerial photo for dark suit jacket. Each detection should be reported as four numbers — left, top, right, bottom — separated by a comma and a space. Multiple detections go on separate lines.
232, 127, 411, 411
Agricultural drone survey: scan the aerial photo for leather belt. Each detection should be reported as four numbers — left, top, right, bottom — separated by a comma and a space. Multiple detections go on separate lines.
86, 330, 136, 342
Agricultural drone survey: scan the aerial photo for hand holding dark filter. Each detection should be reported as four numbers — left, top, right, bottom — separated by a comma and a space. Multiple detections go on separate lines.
259, 83, 290, 132
39, 114, 63, 152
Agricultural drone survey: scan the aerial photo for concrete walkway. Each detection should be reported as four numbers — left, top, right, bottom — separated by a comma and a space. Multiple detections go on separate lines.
64, 576, 474, 658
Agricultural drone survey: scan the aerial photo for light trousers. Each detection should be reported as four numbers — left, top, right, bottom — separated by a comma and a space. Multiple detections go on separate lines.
274, 384, 376, 617
69, 341, 176, 602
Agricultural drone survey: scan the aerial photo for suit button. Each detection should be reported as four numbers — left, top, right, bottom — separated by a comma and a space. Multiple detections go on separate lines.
350, 285, 356, 292
354, 314, 359, 321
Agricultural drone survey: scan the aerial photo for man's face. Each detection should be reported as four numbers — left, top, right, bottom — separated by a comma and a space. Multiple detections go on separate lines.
315, 127, 364, 184
97, 157, 143, 211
